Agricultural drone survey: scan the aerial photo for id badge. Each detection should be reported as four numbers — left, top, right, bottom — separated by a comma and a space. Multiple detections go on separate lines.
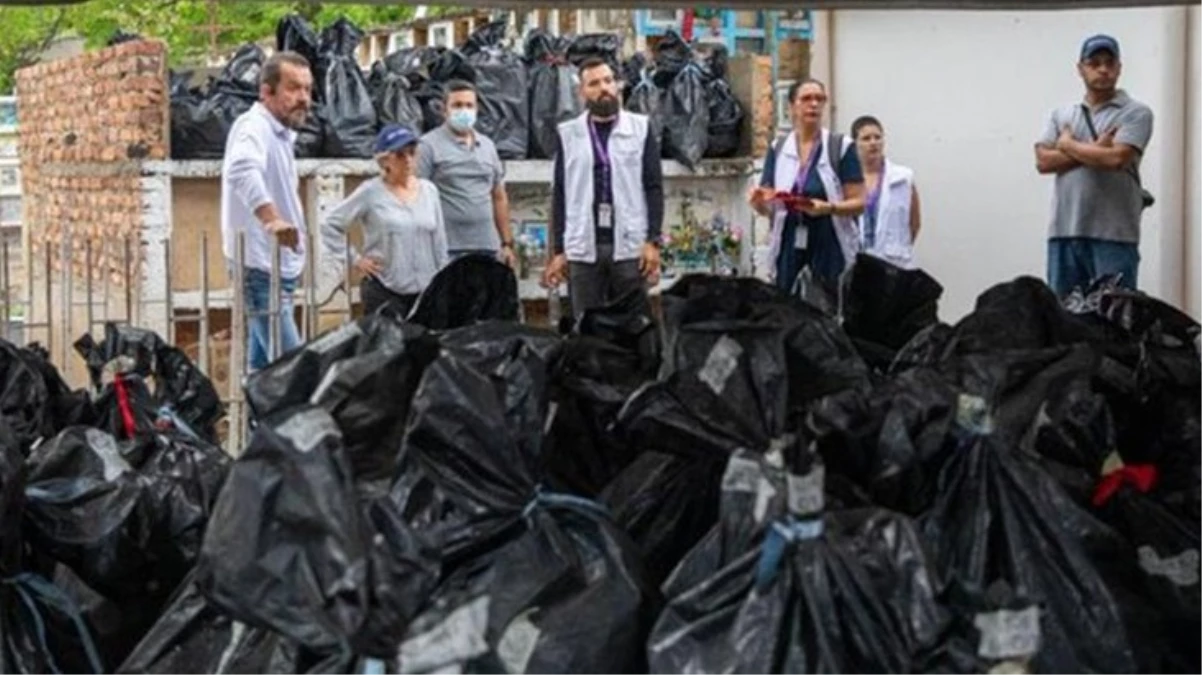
598, 203, 613, 230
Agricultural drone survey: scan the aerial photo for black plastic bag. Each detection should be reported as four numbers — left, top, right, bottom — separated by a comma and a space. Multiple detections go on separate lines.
566, 33, 622, 71
544, 291, 660, 497
75, 323, 224, 443
23, 427, 156, 599
704, 78, 743, 158
294, 103, 326, 159
840, 254, 944, 370
276, 14, 320, 67
0, 340, 93, 453
394, 47, 476, 132
461, 21, 529, 160
648, 450, 949, 673
525, 30, 581, 160
652, 30, 692, 88
920, 420, 1137, 672
396, 323, 659, 673
305, 318, 435, 486
408, 255, 519, 330
660, 62, 710, 169
197, 405, 440, 657
117, 573, 290, 674
170, 44, 263, 159
23, 425, 227, 602
1091, 465, 1201, 672
368, 62, 423, 132
660, 275, 868, 406
603, 277, 865, 583
170, 81, 256, 160
624, 66, 663, 148
317, 18, 378, 158
244, 318, 382, 421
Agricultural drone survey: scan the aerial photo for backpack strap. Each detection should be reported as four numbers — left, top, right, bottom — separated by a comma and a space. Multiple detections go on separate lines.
827, 132, 845, 172
772, 133, 789, 160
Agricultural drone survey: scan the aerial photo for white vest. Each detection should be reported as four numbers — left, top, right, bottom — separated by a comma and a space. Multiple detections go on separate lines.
862, 159, 917, 269
767, 128, 861, 282
557, 112, 651, 264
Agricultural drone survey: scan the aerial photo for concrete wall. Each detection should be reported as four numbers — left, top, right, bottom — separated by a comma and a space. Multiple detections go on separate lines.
818, 8, 1197, 321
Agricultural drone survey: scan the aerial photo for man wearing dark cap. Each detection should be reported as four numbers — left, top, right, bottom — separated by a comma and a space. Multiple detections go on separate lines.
1035, 34, 1154, 296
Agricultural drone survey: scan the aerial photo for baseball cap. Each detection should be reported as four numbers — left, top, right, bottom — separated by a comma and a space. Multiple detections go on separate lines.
374, 124, 419, 155
1080, 34, 1120, 61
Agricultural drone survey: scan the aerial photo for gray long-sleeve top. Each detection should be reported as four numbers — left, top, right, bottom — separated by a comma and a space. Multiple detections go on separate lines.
320, 177, 450, 295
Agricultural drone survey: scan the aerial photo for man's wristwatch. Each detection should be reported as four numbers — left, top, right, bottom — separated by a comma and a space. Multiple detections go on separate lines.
502, 241, 514, 249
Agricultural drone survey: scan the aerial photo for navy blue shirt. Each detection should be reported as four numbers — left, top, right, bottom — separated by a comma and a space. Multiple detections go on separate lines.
760, 139, 864, 284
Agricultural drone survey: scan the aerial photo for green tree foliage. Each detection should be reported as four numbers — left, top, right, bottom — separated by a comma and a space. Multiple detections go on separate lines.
0, 1, 439, 93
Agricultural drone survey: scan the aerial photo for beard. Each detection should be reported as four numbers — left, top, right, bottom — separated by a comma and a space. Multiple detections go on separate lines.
277, 103, 310, 129
586, 95, 620, 118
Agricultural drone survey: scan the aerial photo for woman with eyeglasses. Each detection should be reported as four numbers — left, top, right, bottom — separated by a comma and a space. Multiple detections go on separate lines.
321, 124, 449, 317
851, 115, 921, 269
749, 78, 865, 290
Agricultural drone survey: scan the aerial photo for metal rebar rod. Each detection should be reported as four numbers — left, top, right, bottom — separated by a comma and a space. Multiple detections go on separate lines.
163, 238, 175, 344
123, 236, 133, 326
269, 239, 281, 362
84, 238, 94, 337
199, 231, 211, 375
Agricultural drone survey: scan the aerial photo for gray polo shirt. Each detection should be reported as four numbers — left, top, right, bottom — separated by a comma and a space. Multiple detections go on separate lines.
417, 125, 505, 252
1038, 89, 1153, 244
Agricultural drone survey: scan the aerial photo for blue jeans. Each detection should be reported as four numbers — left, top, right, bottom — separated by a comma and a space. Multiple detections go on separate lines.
242, 267, 301, 371
1047, 238, 1140, 297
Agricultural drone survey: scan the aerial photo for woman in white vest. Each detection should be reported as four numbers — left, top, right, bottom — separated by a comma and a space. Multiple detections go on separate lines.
750, 79, 865, 290
851, 115, 922, 269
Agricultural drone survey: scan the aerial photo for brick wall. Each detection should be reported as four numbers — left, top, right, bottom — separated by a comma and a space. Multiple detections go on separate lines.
16, 39, 168, 286
15, 40, 168, 380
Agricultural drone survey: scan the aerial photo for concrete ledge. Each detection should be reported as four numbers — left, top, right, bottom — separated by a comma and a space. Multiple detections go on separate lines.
143, 157, 758, 183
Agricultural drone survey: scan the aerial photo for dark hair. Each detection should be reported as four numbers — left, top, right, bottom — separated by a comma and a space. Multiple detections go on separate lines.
787, 78, 826, 104
444, 79, 477, 100
262, 51, 311, 90
578, 56, 613, 79
851, 115, 883, 139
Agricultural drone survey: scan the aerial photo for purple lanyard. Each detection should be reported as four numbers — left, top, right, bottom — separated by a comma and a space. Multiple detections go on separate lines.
588, 120, 610, 167
867, 165, 886, 215
792, 139, 822, 195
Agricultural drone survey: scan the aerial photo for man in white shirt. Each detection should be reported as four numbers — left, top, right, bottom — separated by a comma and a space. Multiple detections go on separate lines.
221, 51, 312, 371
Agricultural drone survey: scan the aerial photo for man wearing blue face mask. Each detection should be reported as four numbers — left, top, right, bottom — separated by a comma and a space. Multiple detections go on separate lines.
417, 80, 515, 266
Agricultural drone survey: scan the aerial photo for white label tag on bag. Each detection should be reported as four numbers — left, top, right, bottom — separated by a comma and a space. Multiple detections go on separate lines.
275, 409, 341, 454
721, 455, 762, 495
974, 607, 1041, 661
1138, 546, 1201, 586
497, 609, 541, 674
787, 465, 825, 517
85, 428, 132, 481
598, 204, 613, 230
699, 335, 743, 396
399, 597, 490, 674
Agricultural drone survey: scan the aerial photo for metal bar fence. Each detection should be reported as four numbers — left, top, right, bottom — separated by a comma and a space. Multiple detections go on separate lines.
0, 231, 365, 457
0, 229, 570, 456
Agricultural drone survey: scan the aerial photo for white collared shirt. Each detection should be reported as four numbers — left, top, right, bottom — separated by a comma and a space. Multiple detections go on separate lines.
221, 102, 307, 278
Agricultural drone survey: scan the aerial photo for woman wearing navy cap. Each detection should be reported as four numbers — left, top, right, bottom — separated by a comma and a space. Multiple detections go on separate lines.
321, 124, 450, 317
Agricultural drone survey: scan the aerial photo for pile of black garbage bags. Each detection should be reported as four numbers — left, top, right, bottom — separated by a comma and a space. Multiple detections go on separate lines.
0, 322, 228, 673
171, 16, 744, 168
3, 250, 1199, 674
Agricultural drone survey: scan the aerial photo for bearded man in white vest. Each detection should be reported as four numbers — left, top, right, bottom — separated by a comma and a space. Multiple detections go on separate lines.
542, 57, 665, 320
